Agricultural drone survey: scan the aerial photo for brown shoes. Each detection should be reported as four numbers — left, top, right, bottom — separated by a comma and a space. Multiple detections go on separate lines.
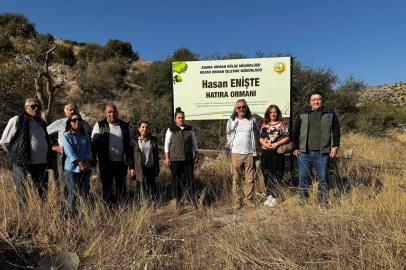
233, 203, 242, 210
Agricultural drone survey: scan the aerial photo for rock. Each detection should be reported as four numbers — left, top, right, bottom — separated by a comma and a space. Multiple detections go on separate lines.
39, 252, 79, 270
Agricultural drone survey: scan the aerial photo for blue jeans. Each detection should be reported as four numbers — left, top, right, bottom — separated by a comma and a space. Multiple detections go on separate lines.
13, 164, 48, 204
297, 151, 330, 201
64, 170, 91, 214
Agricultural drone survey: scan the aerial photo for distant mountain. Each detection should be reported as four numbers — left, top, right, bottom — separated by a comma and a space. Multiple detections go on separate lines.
359, 81, 406, 105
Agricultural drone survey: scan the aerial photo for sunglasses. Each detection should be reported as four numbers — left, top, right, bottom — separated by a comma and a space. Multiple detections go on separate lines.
30, 104, 42, 110
71, 118, 83, 123
237, 106, 246, 110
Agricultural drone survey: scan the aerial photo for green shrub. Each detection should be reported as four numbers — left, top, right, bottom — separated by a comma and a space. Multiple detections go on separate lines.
0, 35, 14, 63
0, 64, 36, 133
104, 39, 139, 61
172, 47, 199, 61
0, 13, 36, 37
77, 43, 106, 62
356, 101, 398, 136
130, 59, 172, 98
53, 45, 76, 66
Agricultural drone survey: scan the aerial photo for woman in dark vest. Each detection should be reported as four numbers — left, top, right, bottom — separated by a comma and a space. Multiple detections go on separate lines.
63, 112, 93, 216
165, 107, 199, 209
130, 121, 160, 200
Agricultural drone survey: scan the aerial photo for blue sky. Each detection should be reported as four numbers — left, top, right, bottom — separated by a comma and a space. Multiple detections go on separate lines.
2, 0, 405, 87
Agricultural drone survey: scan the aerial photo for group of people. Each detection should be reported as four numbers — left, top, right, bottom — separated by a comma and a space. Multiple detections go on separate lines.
0, 91, 340, 213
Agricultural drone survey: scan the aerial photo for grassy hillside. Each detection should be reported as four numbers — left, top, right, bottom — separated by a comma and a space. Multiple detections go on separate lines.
1, 132, 406, 269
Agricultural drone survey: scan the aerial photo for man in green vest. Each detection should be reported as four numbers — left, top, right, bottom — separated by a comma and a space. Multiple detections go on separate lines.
91, 104, 134, 204
293, 91, 340, 203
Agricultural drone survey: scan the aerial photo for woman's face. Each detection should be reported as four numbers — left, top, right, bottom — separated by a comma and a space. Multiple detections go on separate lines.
138, 123, 150, 137
70, 115, 82, 131
175, 113, 185, 127
269, 108, 279, 122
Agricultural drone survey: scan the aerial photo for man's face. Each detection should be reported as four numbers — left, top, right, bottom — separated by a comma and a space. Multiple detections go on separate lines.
236, 101, 247, 119
24, 101, 42, 120
65, 104, 77, 117
310, 94, 323, 111
105, 106, 118, 123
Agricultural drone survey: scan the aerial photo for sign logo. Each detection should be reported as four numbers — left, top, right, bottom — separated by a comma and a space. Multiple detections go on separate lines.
274, 62, 286, 75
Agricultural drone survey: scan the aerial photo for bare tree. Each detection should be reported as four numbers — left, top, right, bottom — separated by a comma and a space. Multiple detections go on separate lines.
15, 32, 65, 123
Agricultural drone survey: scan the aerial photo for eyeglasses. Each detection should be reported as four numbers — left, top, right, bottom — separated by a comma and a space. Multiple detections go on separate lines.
30, 104, 42, 110
71, 118, 83, 123
237, 106, 246, 110
311, 98, 322, 102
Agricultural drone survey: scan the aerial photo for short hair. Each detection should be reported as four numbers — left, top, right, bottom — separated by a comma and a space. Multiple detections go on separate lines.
138, 121, 152, 137
174, 107, 184, 118
263, 105, 282, 124
230, 99, 252, 120
310, 91, 323, 99
25, 98, 41, 106
105, 104, 117, 110
64, 103, 77, 113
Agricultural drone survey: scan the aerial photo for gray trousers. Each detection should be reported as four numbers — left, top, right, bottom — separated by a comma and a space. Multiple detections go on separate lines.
56, 152, 67, 194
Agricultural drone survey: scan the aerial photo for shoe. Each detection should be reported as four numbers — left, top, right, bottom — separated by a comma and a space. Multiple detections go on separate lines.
233, 203, 242, 210
244, 200, 255, 208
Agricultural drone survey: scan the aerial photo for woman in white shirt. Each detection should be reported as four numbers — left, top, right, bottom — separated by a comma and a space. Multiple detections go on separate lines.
165, 107, 198, 209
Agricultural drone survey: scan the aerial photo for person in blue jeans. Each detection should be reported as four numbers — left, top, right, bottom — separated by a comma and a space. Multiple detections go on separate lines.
63, 112, 93, 215
293, 91, 340, 203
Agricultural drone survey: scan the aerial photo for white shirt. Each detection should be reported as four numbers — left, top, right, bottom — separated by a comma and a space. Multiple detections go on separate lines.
231, 118, 252, 154
164, 127, 198, 153
138, 137, 154, 167
47, 118, 93, 148
91, 121, 134, 162
0, 115, 48, 164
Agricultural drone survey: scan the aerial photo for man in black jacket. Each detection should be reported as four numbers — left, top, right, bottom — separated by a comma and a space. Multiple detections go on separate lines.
0, 98, 53, 204
91, 104, 134, 204
293, 92, 340, 202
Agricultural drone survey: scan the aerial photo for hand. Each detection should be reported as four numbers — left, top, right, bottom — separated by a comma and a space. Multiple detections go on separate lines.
269, 142, 278, 150
130, 170, 136, 177
165, 158, 171, 166
294, 150, 300, 157
79, 161, 88, 171
330, 148, 338, 159
194, 156, 199, 164
52, 146, 63, 153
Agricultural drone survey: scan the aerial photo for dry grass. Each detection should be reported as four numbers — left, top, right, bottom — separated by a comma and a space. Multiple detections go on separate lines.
339, 131, 406, 161
1, 134, 406, 269
130, 60, 151, 73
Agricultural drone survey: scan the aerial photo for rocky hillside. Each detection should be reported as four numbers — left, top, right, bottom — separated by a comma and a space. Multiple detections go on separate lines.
359, 81, 406, 105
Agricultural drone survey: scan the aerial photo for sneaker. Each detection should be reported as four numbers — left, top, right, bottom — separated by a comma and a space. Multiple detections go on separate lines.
233, 203, 242, 210
243, 200, 255, 208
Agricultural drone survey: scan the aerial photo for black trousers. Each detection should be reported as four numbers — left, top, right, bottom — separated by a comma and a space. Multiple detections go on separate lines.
261, 149, 285, 196
99, 160, 128, 204
170, 160, 194, 201
136, 166, 157, 199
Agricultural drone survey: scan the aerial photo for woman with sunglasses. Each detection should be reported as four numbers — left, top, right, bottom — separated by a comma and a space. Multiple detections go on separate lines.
63, 112, 93, 215
165, 107, 199, 209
